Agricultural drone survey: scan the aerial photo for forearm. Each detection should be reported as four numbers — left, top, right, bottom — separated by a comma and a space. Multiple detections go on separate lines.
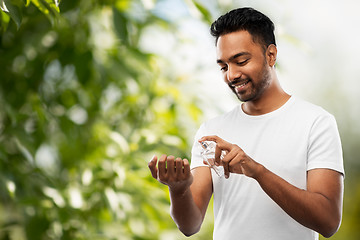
254, 165, 341, 237
169, 187, 204, 236
148, 156, 212, 236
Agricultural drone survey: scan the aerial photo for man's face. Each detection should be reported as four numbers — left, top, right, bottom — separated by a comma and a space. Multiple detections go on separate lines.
216, 30, 272, 102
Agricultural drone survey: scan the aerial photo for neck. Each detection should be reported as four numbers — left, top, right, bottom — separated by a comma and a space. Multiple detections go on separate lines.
242, 72, 290, 116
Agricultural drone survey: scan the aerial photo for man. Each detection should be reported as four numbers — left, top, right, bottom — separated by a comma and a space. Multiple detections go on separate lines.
148, 7, 344, 239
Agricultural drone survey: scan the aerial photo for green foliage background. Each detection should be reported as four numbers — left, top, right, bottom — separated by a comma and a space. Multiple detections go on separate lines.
0, 0, 210, 239
0, 0, 359, 239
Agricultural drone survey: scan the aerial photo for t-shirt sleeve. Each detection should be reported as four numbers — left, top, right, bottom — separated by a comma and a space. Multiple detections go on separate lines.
190, 123, 208, 170
307, 113, 344, 175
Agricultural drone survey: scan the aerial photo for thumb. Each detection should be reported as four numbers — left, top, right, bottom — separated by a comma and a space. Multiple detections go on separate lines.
148, 155, 158, 179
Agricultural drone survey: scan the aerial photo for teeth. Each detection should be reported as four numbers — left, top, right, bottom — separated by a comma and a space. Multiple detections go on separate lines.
233, 81, 248, 88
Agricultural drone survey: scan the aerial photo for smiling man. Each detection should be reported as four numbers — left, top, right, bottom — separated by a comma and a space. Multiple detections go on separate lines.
148, 7, 344, 240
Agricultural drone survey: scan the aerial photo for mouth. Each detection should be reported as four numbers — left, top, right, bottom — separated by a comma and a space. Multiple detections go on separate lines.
230, 79, 250, 93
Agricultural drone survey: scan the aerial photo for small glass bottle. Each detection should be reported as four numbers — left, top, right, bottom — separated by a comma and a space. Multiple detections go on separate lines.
200, 141, 225, 177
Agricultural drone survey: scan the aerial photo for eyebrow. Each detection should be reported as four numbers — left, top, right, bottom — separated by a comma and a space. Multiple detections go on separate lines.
217, 52, 251, 64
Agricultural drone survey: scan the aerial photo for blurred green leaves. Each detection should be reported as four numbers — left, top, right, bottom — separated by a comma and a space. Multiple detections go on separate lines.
192, 0, 212, 24
0, 0, 209, 239
0, 0, 59, 30
2, 0, 23, 28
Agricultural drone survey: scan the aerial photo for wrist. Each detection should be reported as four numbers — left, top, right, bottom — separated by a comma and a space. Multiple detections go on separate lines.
169, 185, 191, 197
252, 163, 266, 181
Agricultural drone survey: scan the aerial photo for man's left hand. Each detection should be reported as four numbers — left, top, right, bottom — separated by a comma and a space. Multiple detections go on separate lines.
199, 135, 263, 179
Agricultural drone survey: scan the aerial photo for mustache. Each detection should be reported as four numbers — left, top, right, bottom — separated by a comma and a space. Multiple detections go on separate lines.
228, 77, 251, 88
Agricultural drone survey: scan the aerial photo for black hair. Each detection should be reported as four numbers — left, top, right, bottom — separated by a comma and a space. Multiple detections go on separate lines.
210, 7, 276, 48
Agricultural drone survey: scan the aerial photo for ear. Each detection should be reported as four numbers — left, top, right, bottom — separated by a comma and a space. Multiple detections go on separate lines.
266, 44, 277, 67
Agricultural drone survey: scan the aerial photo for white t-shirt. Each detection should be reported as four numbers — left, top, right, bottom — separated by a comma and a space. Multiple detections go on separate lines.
190, 96, 344, 240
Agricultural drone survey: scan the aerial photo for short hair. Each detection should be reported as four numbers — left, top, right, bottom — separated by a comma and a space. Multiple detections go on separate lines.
210, 7, 276, 48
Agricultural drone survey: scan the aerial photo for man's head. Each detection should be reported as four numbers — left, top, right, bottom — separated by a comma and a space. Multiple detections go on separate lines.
212, 8, 278, 103
210, 7, 276, 50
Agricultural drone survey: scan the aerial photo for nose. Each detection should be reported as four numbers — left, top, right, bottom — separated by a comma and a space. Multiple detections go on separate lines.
226, 64, 242, 83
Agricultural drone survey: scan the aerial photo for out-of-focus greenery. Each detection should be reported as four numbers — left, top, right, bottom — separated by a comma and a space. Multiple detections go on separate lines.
0, 0, 212, 239
1, 0, 359, 240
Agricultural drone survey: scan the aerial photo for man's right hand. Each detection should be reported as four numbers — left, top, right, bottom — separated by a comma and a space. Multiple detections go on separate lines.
148, 154, 193, 195
148, 154, 212, 236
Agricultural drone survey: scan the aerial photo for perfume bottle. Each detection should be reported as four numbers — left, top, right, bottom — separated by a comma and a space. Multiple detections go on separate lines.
200, 141, 225, 177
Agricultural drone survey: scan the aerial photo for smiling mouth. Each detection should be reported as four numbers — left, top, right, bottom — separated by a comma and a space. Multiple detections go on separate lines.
231, 79, 250, 92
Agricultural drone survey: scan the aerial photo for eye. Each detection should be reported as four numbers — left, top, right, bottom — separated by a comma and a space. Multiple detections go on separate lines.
236, 59, 249, 66
220, 65, 228, 72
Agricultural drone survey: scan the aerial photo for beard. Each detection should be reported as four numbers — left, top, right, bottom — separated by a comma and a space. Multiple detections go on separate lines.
228, 63, 271, 102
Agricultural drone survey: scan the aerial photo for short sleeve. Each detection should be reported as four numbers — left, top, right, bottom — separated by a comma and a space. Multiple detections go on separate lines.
307, 113, 344, 175
190, 123, 208, 170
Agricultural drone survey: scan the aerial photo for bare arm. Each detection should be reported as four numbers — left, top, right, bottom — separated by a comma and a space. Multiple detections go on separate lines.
199, 135, 344, 238
255, 167, 343, 238
148, 155, 213, 236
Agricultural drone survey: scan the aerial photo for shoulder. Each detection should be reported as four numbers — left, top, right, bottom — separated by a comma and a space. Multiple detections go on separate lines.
292, 97, 328, 114
290, 96, 335, 121
289, 97, 340, 143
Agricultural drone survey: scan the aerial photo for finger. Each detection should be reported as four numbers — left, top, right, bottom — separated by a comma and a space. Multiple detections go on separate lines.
199, 135, 233, 152
221, 157, 230, 179
214, 141, 232, 166
216, 140, 233, 152
225, 150, 242, 174
183, 159, 191, 180
158, 154, 167, 180
175, 158, 183, 179
148, 155, 158, 179
166, 155, 175, 176
215, 149, 229, 166
214, 143, 222, 166
221, 150, 237, 166
198, 135, 220, 143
